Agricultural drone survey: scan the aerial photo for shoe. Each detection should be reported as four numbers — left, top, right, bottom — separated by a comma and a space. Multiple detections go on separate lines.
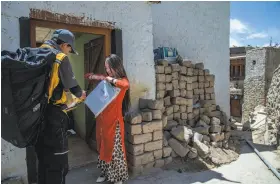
96, 176, 106, 183
114, 182, 123, 184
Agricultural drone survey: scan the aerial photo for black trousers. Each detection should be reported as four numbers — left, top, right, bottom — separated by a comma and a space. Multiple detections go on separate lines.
35, 105, 69, 184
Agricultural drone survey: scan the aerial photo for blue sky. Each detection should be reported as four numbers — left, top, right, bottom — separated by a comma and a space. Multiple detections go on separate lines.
230, 2, 280, 47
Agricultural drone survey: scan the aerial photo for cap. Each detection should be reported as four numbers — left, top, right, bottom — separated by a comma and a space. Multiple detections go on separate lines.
52, 29, 78, 55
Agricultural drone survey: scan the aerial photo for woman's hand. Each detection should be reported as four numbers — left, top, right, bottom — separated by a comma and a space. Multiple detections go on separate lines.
106, 76, 116, 84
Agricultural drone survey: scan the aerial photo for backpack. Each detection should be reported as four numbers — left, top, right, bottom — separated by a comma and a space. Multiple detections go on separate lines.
1, 47, 58, 148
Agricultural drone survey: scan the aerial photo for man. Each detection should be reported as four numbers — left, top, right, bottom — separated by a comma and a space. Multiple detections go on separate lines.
35, 29, 86, 184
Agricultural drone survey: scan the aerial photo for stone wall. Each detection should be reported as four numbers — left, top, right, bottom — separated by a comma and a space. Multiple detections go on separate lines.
242, 48, 267, 123
125, 59, 232, 174
266, 65, 280, 146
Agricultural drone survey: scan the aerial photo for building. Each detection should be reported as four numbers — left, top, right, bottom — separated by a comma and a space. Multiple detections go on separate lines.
1, 1, 230, 183
242, 47, 280, 123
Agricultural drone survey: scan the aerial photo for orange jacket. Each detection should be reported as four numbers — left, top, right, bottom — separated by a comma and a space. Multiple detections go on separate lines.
95, 78, 129, 163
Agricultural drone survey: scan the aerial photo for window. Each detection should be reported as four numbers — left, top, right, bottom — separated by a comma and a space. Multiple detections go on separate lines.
230, 60, 245, 80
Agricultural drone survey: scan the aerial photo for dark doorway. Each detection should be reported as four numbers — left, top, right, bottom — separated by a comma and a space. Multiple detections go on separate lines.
84, 37, 106, 151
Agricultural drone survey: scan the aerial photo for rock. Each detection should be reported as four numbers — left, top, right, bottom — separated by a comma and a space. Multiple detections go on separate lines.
210, 133, 221, 142
170, 126, 193, 143
231, 122, 243, 130
209, 125, 222, 133
196, 120, 210, 128
187, 147, 198, 159
200, 115, 211, 124
168, 138, 190, 157
164, 96, 171, 106
141, 111, 153, 121
211, 117, 220, 125
193, 141, 210, 158
171, 150, 178, 158
223, 140, 229, 149
193, 132, 203, 142
164, 120, 178, 130
139, 98, 149, 109
163, 147, 172, 157
164, 131, 171, 140
193, 126, 209, 135
154, 159, 165, 168
163, 137, 169, 147
142, 120, 163, 133
203, 135, 211, 142
195, 63, 204, 69
126, 112, 142, 124
220, 132, 225, 141
164, 156, 173, 165
162, 115, 168, 128
224, 132, 231, 140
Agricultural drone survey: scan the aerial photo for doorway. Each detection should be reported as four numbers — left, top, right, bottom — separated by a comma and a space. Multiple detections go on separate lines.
22, 17, 122, 184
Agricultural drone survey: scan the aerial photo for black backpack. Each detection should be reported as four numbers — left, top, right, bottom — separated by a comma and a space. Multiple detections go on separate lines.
1, 47, 57, 148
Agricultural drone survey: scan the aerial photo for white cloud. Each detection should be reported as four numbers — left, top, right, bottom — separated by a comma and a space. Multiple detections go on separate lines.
230, 37, 240, 47
247, 32, 268, 39
230, 19, 249, 34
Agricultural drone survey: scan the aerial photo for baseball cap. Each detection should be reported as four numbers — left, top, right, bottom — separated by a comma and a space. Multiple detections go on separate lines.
52, 29, 78, 55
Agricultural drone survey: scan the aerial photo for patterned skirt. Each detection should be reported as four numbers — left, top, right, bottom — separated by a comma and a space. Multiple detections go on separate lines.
97, 123, 129, 182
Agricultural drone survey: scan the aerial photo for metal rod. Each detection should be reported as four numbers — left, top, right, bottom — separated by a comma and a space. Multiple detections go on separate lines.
245, 139, 280, 180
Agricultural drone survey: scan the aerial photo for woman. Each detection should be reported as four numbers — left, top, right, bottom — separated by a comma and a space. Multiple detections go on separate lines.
84, 54, 130, 184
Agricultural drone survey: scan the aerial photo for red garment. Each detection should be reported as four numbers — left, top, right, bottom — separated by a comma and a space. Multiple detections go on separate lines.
91, 77, 129, 163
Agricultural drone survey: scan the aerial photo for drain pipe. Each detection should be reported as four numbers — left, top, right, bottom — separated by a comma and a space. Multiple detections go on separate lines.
245, 139, 280, 180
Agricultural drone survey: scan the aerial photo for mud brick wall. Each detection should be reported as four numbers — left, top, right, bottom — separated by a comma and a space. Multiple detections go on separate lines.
125, 99, 172, 175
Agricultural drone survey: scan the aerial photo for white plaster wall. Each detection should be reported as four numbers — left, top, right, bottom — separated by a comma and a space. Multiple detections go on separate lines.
152, 2, 230, 116
1, 1, 155, 180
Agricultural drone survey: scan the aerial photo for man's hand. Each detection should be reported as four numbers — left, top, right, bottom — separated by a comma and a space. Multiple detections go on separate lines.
80, 90, 87, 100
84, 73, 106, 80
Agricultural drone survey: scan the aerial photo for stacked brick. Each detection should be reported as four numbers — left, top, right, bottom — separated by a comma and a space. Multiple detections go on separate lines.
125, 99, 172, 175
155, 59, 232, 160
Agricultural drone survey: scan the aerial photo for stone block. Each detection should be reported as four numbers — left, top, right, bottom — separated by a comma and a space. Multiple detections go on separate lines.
126, 123, 142, 135
148, 99, 164, 110
179, 75, 187, 81
151, 110, 162, 120
142, 152, 155, 165
188, 147, 198, 159
167, 114, 174, 120
128, 133, 152, 144
200, 89, 205, 95
198, 76, 205, 82
141, 111, 152, 121
164, 96, 171, 106
203, 135, 211, 142
204, 82, 210, 88
174, 112, 181, 120
198, 82, 204, 89
187, 107, 193, 113
168, 89, 180, 97
194, 89, 200, 95
200, 108, 205, 114
192, 126, 209, 135
210, 133, 221, 142
173, 105, 180, 112
199, 69, 204, 76
154, 149, 163, 159
205, 94, 211, 100
127, 153, 142, 166
168, 138, 190, 157
170, 126, 193, 143
163, 147, 172, 157
139, 98, 149, 109
192, 82, 198, 89
164, 66, 172, 74
165, 75, 172, 82
200, 115, 211, 124
192, 76, 198, 82
180, 105, 186, 113
156, 74, 165, 82
205, 87, 214, 94
166, 83, 173, 91
193, 141, 210, 158
187, 68, 193, 76
171, 97, 192, 106
186, 77, 193, 84
144, 140, 163, 151
195, 63, 204, 69
154, 159, 165, 168
193, 69, 198, 75
179, 81, 186, 89
155, 65, 165, 74
205, 75, 215, 82
126, 142, 144, 155
172, 72, 179, 80
209, 81, 214, 87
143, 161, 155, 170
180, 89, 187, 97
162, 115, 168, 128
204, 69, 210, 75
209, 125, 222, 133
153, 130, 163, 141
142, 120, 163, 133
188, 113, 193, 120
166, 106, 174, 116
193, 108, 200, 117
180, 66, 187, 75
126, 112, 142, 124
171, 64, 180, 72
211, 93, 215, 100
156, 90, 165, 99
180, 60, 192, 67
186, 90, 193, 98
188, 119, 196, 127
186, 83, 192, 91
172, 80, 179, 89
157, 83, 166, 90
156, 59, 168, 66
208, 111, 221, 118
200, 94, 205, 100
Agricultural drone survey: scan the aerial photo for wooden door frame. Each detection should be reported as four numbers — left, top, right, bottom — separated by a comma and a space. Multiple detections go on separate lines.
30, 19, 111, 57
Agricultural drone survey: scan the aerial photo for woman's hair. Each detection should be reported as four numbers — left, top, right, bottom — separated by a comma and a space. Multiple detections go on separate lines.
105, 54, 131, 116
